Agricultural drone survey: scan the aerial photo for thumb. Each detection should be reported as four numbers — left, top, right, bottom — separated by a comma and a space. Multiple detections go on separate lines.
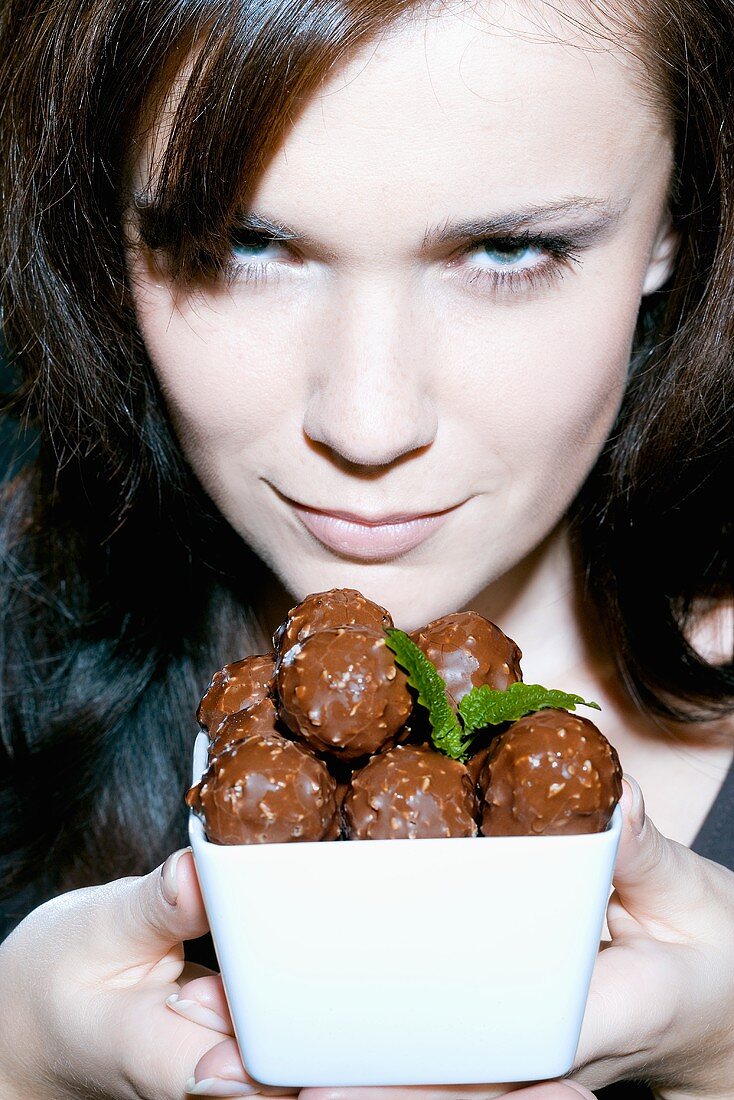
88, 848, 210, 966
609, 775, 691, 934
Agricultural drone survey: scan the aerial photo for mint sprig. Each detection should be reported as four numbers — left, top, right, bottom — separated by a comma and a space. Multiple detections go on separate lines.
458, 682, 600, 734
384, 629, 467, 759
385, 627, 601, 762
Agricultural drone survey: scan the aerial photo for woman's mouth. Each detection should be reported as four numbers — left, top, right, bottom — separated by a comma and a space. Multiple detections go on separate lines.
283, 497, 463, 561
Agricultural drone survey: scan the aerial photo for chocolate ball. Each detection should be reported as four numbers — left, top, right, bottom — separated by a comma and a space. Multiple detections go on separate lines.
197, 652, 275, 736
465, 741, 493, 790
209, 696, 282, 760
479, 709, 622, 836
334, 780, 350, 813
274, 589, 393, 657
276, 627, 412, 759
410, 612, 522, 705
187, 732, 340, 844
344, 744, 479, 839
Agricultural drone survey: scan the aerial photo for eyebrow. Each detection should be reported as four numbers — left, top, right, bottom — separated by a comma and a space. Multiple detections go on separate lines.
421, 198, 628, 248
230, 198, 626, 254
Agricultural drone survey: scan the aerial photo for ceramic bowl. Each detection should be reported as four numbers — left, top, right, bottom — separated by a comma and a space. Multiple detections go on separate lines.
189, 731, 620, 1087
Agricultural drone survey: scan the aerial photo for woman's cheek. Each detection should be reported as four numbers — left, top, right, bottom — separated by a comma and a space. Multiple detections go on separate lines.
134, 285, 306, 451
464, 299, 628, 426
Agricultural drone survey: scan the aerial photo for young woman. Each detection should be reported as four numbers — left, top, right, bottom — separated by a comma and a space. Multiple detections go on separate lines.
0, 1, 732, 1097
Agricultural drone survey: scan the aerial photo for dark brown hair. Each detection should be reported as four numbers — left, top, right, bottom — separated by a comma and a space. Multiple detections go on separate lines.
0, 0, 732, 925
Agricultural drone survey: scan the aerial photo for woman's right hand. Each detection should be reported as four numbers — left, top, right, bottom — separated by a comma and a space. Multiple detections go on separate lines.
0, 849, 247, 1100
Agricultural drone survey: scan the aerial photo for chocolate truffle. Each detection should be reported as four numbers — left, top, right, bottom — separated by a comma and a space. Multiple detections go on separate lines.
274, 588, 393, 657
276, 627, 412, 759
209, 696, 282, 760
197, 652, 275, 736
465, 741, 493, 790
479, 709, 622, 836
187, 732, 340, 844
344, 743, 479, 839
411, 612, 522, 705
334, 780, 350, 812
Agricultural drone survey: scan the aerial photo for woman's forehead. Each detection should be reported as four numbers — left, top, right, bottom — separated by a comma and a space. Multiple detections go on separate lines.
131, 0, 671, 254
238, 4, 670, 242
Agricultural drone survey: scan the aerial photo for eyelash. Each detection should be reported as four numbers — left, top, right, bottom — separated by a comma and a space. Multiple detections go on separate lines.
220, 230, 581, 295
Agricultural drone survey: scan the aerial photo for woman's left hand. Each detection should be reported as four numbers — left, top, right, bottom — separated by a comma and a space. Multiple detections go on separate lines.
568, 773, 734, 1099
185, 775, 734, 1100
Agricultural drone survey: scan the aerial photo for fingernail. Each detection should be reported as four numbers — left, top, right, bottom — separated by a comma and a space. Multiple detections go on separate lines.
161, 848, 190, 906
622, 774, 645, 837
166, 994, 232, 1035
186, 1077, 259, 1096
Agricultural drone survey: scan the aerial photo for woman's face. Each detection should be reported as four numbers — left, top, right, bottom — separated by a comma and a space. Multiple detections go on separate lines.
127, 2, 675, 629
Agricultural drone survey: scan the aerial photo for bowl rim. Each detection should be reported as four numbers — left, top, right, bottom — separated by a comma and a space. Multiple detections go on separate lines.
189, 730, 623, 850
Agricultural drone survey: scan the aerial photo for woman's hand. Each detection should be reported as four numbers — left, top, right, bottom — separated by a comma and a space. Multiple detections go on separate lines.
173, 976, 298, 1097
571, 774, 734, 1098
0, 849, 263, 1100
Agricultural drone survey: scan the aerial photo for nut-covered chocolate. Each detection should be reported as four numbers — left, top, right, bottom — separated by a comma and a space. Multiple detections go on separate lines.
345, 743, 479, 839
479, 709, 622, 836
209, 696, 282, 760
410, 612, 522, 704
187, 732, 340, 844
188, 588, 623, 845
465, 741, 493, 790
274, 589, 393, 657
197, 653, 275, 736
277, 627, 412, 759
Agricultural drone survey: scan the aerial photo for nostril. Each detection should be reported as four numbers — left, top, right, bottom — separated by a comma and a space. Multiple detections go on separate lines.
302, 396, 438, 471
303, 432, 433, 475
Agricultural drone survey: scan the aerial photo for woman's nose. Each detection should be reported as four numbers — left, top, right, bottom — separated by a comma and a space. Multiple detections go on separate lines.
302, 283, 438, 469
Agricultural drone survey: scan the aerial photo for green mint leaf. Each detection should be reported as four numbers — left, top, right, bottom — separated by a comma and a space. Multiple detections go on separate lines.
458, 682, 601, 734
385, 629, 468, 759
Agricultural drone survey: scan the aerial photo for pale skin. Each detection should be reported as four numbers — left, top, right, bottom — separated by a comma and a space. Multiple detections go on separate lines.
0, 2, 732, 1099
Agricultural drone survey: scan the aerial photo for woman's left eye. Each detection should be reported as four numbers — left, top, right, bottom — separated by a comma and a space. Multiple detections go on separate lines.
455, 236, 579, 294
470, 241, 544, 271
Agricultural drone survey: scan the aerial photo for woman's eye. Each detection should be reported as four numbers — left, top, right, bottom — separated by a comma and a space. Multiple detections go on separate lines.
469, 241, 544, 272
455, 236, 579, 295
230, 232, 288, 263
222, 230, 297, 285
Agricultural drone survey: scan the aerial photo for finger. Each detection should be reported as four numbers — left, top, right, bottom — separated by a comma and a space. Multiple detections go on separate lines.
108, 983, 235, 1100
610, 775, 694, 935
189, 1036, 298, 1096
178, 975, 232, 1022
573, 936, 686, 1081
168, 975, 234, 1035
85, 848, 210, 971
299, 1085, 522, 1099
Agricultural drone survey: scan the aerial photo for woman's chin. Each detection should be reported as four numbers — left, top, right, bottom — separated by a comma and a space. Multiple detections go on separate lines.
268, 557, 495, 633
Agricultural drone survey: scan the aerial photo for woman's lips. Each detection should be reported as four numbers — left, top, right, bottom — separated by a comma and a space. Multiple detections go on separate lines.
286, 499, 460, 561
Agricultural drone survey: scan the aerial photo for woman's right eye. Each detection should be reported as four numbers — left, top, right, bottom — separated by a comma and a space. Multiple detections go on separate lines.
230, 231, 289, 263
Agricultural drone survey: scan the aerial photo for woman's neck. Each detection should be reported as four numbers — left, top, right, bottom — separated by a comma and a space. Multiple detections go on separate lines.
466, 521, 611, 688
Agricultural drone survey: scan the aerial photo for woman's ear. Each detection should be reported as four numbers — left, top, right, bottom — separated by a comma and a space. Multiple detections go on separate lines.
641, 211, 679, 295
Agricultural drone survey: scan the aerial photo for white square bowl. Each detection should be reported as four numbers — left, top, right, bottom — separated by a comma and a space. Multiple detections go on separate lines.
189, 731, 620, 1087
